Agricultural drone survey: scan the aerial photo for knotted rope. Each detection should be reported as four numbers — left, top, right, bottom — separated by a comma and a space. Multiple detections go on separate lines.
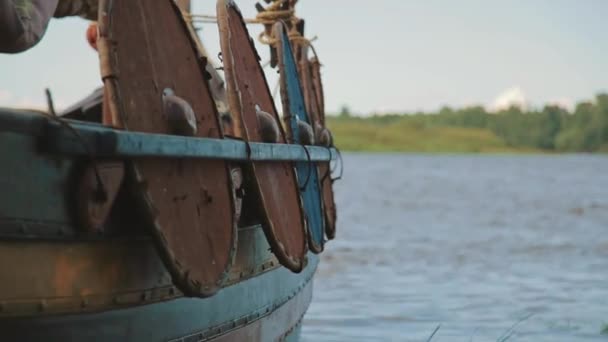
182, 0, 316, 48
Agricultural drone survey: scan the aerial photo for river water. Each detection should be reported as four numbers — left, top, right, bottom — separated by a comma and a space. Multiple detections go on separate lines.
301, 153, 608, 341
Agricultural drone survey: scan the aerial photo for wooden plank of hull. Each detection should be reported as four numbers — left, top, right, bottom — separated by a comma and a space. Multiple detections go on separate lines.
309, 57, 337, 239
217, 0, 307, 272
0, 130, 75, 233
0, 248, 318, 342
0, 224, 274, 317
275, 23, 325, 253
204, 279, 310, 341
97, 0, 237, 297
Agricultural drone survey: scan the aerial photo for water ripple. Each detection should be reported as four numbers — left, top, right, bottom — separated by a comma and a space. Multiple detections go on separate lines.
303, 154, 608, 341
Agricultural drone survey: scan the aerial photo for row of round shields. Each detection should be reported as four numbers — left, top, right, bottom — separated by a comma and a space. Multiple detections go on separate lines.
275, 23, 326, 253
274, 22, 338, 245
98, 0, 336, 298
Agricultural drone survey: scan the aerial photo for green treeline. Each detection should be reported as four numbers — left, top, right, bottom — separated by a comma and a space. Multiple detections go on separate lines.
329, 93, 608, 153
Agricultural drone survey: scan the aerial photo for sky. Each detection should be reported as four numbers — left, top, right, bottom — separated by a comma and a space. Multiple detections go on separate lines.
1, 0, 607, 115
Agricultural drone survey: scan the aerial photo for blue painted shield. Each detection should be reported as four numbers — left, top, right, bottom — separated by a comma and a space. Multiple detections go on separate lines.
275, 23, 325, 253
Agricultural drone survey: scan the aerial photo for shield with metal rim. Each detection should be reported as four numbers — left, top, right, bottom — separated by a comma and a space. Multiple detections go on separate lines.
97, 0, 237, 297
297, 40, 337, 241
217, 0, 307, 272
304, 50, 337, 240
274, 23, 325, 253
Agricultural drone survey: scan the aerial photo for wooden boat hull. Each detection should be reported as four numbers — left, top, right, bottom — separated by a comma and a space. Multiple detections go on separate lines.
0, 237, 316, 341
0, 108, 319, 341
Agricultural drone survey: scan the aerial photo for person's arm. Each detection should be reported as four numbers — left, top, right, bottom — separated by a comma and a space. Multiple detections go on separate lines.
53, 0, 97, 21
0, 0, 60, 53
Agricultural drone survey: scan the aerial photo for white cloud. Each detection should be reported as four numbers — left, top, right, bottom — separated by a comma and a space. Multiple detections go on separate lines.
489, 86, 528, 112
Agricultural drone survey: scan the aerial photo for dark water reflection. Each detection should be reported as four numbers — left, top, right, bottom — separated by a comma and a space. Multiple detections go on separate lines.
302, 153, 608, 341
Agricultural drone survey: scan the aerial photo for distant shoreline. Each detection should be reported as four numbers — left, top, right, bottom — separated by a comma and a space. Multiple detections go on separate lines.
327, 117, 542, 153
326, 108, 608, 155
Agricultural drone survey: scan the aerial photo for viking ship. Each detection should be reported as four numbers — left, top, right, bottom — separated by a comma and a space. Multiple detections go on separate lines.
0, 0, 338, 340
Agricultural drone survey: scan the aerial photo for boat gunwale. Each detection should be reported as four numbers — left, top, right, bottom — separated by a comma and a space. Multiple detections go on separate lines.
0, 108, 338, 163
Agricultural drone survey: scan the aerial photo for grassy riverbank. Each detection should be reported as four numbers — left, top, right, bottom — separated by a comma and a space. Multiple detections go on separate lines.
327, 116, 542, 153
328, 93, 608, 153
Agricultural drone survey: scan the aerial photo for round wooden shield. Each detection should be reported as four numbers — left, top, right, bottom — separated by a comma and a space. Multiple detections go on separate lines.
98, 0, 237, 297
217, 0, 307, 272
318, 156, 337, 240
274, 23, 325, 253
303, 48, 337, 240
310, 57, 326, 125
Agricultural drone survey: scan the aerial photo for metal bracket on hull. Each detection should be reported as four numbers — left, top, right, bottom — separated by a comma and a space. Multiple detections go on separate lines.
0, 218, 76, 240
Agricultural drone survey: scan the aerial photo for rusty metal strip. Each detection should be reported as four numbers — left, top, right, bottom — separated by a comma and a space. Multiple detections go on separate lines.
0, 254, 285, 318
0, 218, 78, 239
0, 286, 181, 318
